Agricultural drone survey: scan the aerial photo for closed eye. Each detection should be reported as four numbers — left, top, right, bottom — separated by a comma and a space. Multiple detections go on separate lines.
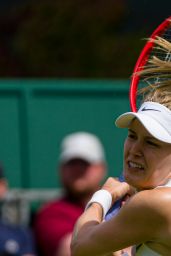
127, 129, 137, 140
128, 133, 136, 139
146, 140, 159, 147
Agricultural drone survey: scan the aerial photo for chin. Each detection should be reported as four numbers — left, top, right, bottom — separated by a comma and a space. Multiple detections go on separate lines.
125, 175, 154, 191
123, 171, 143, 190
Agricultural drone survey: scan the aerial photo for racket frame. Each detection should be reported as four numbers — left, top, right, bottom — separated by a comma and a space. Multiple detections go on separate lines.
130, 17, 171, 112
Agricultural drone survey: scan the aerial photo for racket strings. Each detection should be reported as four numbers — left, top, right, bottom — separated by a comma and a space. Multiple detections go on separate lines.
136, 29, 171, 102
144, 37, 171, 74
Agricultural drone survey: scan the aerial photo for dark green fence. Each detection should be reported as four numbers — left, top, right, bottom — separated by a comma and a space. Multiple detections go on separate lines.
0, 79, 130, 189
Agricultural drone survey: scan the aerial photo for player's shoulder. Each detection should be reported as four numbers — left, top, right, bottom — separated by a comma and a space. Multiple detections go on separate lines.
127, 187, 171, 217
133, 186, 171, 202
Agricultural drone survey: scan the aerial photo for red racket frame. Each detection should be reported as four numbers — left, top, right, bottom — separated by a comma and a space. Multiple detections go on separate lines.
130, 16, 171, 112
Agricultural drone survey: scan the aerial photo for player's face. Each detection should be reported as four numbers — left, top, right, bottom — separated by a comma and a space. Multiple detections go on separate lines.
123, 119, 171, 190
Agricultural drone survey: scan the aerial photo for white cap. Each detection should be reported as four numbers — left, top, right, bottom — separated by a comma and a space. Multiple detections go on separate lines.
59, 132, 106, 164
115, 101, 171, 143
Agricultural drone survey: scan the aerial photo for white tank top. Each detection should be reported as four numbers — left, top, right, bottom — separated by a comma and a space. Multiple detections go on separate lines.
135, 179, 171, 256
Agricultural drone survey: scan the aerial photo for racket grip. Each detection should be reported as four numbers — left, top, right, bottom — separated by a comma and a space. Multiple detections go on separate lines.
105, 175, 125, 221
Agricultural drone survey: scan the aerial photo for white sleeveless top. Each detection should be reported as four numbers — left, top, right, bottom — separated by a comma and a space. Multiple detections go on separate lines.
135, 179, 171, 256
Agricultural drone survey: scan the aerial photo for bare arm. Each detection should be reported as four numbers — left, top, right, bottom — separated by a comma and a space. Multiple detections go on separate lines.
71, 178, 168, 256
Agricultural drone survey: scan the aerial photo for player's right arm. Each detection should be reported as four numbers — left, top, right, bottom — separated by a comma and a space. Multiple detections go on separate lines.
71, 188, 168, 256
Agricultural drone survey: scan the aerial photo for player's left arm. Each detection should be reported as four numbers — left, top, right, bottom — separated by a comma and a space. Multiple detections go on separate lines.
71, 189, 168, 256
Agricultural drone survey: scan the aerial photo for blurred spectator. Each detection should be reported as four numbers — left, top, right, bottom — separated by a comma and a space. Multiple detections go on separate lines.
33, 132, 107, 256
0, 164, 37, 256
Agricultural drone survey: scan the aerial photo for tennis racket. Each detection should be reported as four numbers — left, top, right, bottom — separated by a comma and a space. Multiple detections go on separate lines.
130, 16, 171, 112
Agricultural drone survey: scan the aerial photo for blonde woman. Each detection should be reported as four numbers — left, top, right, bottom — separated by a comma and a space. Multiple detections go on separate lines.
71, 37, 171, 256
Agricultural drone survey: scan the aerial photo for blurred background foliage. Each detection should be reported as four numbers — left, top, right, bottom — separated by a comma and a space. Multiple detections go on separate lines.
0, 0, 170, 78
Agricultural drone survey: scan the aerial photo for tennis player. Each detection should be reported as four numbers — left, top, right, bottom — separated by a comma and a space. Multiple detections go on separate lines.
71, 38, 171, 256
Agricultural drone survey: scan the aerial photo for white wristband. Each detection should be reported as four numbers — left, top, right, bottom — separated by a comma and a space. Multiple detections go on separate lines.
85, 189, 112, 219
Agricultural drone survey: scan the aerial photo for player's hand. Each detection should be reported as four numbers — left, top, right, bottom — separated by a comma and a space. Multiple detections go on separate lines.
102, 177, 135, 204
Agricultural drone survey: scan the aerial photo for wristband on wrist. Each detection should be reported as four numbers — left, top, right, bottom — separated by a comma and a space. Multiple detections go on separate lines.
85, 189, 112, 219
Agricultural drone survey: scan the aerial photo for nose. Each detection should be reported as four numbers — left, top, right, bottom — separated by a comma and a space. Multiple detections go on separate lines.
129, 140, 143, 157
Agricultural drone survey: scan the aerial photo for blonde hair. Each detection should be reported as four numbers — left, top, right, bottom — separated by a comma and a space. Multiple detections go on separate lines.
135, 35, 171, 109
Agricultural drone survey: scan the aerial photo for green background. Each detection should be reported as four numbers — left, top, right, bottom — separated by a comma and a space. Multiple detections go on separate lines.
0, 80, 130, 189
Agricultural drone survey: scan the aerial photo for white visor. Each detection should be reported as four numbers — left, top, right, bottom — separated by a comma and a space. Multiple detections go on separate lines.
115, 101, 171, 143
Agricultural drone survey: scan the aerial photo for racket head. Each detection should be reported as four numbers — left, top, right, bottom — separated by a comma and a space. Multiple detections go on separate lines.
130, 16, 171, 112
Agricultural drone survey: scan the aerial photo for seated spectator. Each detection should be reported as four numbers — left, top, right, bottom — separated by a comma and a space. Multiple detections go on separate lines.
0, 164, 37, 256
33, 132, 107, 256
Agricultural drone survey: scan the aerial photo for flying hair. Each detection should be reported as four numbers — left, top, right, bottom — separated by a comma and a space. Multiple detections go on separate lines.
134, 36, 171, 109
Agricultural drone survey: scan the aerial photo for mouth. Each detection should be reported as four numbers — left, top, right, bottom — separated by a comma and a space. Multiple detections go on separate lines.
128, 161, 144, 170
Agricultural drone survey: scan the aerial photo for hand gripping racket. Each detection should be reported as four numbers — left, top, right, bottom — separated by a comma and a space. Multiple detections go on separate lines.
130, 16, 171, 112
105, 175, 125, 220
